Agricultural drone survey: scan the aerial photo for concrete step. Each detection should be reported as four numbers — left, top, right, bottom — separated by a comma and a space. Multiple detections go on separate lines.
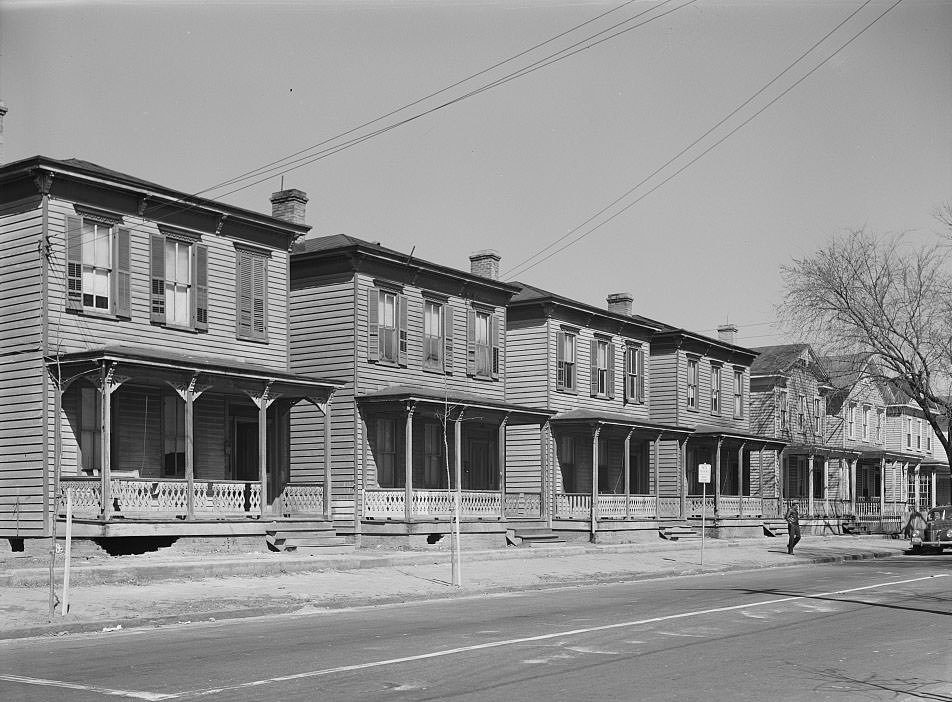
763, 520, 789, 537
659, 526, 701, 541
506, 528, 565, 547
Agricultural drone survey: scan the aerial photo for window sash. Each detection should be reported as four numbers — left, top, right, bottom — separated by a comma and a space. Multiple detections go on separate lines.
687, 359, 698, 409
423, 301, 443, 370
733, 370, 743, 417
711, 366, 721, 414
474, 311, 492, 376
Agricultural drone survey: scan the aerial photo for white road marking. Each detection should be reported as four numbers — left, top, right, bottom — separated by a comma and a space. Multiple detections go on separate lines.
0, 674, 175, 701
3, 574, 944, 701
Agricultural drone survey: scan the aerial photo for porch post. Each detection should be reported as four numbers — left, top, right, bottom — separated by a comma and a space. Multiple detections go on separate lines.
185, 383, 195, 521
405, 402, 415, 524
679, 437, 687, 519
99, 364, 117, 521
849, 457, 857, 516
913, 463, 920, 510
498, 414, 509, 519
323, 400, 333, 521
623, 429, 632, 520
714, 437, 723, 518
258, 393, 268, 519
543, 422, 552, 526
931, 470, 937, 508
879, 456, 886, 520
455, 410, 463, 517
591, 424, 601, 540
807, 454, 815, 517
654, 432, 662, 519
737, 442, 745, 517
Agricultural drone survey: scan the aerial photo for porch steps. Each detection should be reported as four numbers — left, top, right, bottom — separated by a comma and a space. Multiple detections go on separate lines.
762, 519, 789, 538
506, 527, 565, 548
842, 521, 870, 536
658, 525, 701, 541
265, 521, 353, 553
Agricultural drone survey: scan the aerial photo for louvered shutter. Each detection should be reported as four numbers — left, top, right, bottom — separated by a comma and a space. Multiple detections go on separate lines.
556, 331, 566, 390
490, 314, 500, 380
397, 293, 408, 367
114, 227, 131, 318
65, 215, 83, 311
150, 234, 166, 324
194, 244, 209, 331
623, 346, 631, 403
444, 304, 454, 373
367, 288, 380, 361
251, 255, 266, 339
466, 307, 476, 377
637, 347, 645, 403
590, 338, 599, 396
236, 251, 252, 337
606, 343, 615, 399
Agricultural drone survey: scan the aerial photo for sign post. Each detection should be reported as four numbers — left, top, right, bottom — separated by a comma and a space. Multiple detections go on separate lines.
698, 462, 711, 566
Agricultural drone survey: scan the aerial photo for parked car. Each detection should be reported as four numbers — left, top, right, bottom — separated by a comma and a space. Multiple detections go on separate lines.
909, 505, 952, 553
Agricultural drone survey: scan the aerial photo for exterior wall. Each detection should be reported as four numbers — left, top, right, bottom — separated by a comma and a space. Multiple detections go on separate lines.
504, 316, 549, 409
828, 376, 886, 451
289, 274, 358, 523
44, 199, 290, 367
647, 349, 679, 426
0, 202, 47, 536
664, 347, 751, 433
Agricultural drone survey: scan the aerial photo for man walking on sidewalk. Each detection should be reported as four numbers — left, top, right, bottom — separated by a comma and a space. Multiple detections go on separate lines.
786, 502, 802, 554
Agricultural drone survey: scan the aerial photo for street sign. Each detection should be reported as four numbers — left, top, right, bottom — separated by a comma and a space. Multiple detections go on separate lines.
698, 462, 711, 484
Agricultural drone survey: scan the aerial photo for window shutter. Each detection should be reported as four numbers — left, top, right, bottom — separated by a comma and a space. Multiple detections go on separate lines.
194, 244, 209, 331
251, 255, 266, 338
466, 307, 476, 377
556, 331, 566, 391
367, 288, 380, 361
637, 347, 645, 403
490, 314, 500, 380
444, 304, 454, 374
236, 251, 252, 337
397, 293, 408, 367
623, 346, 631, 403
150, 233, 166, 324
65, 215, 83, 311
590, 338, 599, 397
606, 343, 615, 399
114, 227, 132, 318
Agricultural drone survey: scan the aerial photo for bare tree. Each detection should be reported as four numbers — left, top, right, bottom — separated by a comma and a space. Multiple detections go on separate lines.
780, 228, 952, 474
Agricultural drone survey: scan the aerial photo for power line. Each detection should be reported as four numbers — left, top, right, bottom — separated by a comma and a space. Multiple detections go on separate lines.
502, 0, 883, 280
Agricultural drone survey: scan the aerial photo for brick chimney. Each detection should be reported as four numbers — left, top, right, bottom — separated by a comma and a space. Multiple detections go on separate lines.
607, 292, 633, 317
718, 323, 738, 345
469, 250, 501, 280
270, 188, 308, 225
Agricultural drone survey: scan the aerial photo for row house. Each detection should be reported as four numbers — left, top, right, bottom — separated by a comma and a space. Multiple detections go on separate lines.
649, 324, 787, 535
748, 344, 845, 524
0, 157, 340, 548
288, 239, 550, 546
504, 286, 692, 542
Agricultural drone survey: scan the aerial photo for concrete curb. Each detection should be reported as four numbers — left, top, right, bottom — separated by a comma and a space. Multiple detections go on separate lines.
0, 545, 904, 641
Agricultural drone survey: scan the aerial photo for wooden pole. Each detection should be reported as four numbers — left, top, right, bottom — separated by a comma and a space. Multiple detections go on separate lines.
61, 491, 73, 616
453, 412, 463, 587
323, 400, 333, 521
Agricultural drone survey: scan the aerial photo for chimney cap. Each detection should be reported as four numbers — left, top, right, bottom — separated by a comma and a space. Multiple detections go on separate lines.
270, 188, 308, 203
607, 292, 633, 303
469, 249, 501, 262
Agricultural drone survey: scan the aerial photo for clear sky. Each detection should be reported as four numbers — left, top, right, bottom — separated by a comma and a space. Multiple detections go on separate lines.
2, 0, 949, 346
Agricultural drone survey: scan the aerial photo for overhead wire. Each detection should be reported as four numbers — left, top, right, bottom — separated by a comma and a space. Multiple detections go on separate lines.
502, 0, 886, 280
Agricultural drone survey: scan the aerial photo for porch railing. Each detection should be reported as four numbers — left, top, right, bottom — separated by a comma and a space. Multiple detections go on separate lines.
363, 488, 502, 519
554, 493, 591, 519
504, 492, 542, 518
280, 482, 324, 516
58, 476, 286, 520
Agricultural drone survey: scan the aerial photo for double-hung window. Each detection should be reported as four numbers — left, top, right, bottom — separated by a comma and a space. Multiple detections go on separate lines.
150, 229, 209, 331
877, 409, 884, 444
235, 247, 265, 340
624, 344, 644, 404
590, 338, 614, 398
906, 418, 912, 449
79, 385, 102, 474
916, 419, 922, 450
733, 369, 743, 418
368, 287, 407, 365
780, 390, 788, 430
556, 330, 577, 393
848, 403, 856, 439
423, 423, 443, 488
813, 397, 822, 435
687, 358, 698, 410
862, 406, 870, 442
466, 306, 498, 379
710, 364, 721, 414
66, 212, 131, 318
797, 395, 805, 430
423, 300, 444, 371
376, 418, 397, 487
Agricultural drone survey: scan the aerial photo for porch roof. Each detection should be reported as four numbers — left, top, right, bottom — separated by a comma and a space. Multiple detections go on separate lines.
549, 409, 692, 436
782, 444, 861, 459
855, 448, 945, 465
49, 345, 344, 399
357, 385, 552, 423
691, 425, 787, 449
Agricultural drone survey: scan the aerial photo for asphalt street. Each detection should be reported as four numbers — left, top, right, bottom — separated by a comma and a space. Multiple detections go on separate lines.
2, 556, 949, 702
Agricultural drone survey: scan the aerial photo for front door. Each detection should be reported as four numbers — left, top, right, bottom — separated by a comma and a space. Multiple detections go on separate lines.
465, 438, 496, 490
231, 410, 280, 509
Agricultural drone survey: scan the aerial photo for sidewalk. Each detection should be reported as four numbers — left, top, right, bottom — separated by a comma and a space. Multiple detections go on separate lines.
0, 535, 908, 640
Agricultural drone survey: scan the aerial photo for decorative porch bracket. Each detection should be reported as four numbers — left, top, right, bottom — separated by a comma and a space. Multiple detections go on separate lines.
98, 363, 130, 520
244, 381, 280, 519
168, 374, 212, 521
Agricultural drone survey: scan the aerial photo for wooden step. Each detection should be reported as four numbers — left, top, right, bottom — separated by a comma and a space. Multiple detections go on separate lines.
506, 527, 565, 547
762, 519, 789, 537
659, 525, 701, 541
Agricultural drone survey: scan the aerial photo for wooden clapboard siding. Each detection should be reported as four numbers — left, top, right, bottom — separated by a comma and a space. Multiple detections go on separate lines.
288, 276, 358, 521
659, 348, 752, 433
505, 424, 543, 493
749, 389, 775, 438
835, 375, 886, 452
45, 200, 289, 368
504, 317, 549, 408
648, 349, 679, 426
0, 203, 47, 536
